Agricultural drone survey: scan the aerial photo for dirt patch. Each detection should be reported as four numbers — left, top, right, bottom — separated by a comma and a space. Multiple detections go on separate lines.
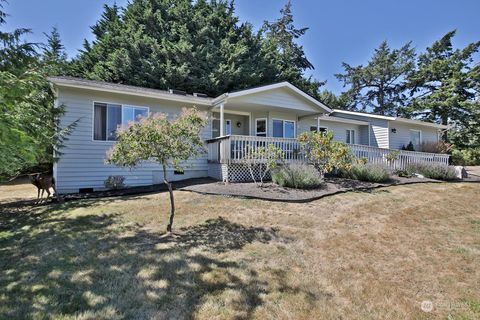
179, 176, 442, 202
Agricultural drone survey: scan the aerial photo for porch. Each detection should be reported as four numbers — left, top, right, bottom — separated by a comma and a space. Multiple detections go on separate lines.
206, 135, 450, 182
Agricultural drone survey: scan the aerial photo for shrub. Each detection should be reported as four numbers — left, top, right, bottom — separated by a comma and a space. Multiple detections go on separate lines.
298, 131, 353, 175
451, 148, 480, 166
272, 164, 323, 189
406, 163, 457, 181
344, 164, 390, 183
104, 175, 126, 189
420, 141, 452, 154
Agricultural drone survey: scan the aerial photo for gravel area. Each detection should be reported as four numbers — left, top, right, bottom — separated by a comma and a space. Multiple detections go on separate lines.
179, 176, 443, 202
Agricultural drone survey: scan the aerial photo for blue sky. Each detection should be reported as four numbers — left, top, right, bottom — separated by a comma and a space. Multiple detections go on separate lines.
3, 0, 479, 93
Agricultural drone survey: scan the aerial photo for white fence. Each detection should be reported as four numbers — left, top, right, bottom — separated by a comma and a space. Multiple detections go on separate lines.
206, 135, 450, 170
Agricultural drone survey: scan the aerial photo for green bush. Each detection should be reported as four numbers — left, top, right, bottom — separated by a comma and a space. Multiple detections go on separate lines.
344, 164, 391, 183
272, 164, 323, 189
406, 163, 457, 181
451, 148, 480, 166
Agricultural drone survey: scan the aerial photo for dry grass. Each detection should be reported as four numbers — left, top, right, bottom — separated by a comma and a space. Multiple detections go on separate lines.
0, 181, 479, 319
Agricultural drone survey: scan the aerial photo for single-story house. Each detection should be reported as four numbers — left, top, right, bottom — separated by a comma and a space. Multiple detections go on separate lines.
49, 77, 449, 193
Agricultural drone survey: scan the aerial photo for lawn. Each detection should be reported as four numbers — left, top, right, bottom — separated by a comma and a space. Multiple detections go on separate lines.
1, 181, 479, 319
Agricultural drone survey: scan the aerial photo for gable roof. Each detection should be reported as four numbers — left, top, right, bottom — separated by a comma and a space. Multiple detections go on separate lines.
213, 82, 332, 113
332, 109, 448, 129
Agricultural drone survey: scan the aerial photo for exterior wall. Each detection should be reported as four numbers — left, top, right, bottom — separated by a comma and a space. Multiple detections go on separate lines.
389, 121, 439, 150
332, 112, 390, 148
212, 112, 249, 137
297, 118, 364, 144
55, 87, 211, 194
230, 87, 321, 113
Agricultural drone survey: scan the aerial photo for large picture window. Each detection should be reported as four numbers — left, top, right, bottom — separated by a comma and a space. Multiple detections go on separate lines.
273, 119, 295, 138
94, 102, 148, 141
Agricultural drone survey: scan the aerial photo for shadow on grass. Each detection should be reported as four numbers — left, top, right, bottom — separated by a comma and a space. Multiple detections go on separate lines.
0, 198, 292, 319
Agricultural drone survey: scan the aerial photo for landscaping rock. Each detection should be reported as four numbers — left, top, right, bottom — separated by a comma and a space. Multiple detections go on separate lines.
454, 166, 468, 179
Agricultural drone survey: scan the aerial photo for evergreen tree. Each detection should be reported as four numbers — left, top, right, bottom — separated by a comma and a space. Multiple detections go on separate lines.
261, 1, 325, 98
318, 90, 350, 109
42, 27, 69, 75
335, 41, 415, 115
406, 31, 480, 132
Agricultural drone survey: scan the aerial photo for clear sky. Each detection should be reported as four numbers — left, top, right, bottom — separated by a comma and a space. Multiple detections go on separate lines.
3, 0, 479, 93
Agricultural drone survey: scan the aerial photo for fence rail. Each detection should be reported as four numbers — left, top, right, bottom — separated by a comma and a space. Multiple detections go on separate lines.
206, 135, 450, 170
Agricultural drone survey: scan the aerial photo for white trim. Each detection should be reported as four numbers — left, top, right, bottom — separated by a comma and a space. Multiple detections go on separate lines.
310, 125, 328, 133
213, 82, 332, 113
92, 101, 150, 142
317, 115, 369, 126
272, 118, 296, 138
333, 109, 395, 120
255, 118, 267, 137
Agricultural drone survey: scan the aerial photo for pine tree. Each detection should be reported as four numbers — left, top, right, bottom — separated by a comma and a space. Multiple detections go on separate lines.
42, 27, 69, 75
335, 41, 415, 115
261, 1, 325, 98
406, 31, 480, 130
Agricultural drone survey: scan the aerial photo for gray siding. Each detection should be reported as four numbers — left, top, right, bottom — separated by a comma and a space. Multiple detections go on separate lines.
332, 113, 390, 148
389, 122, 439, 150
297, 118, 364, 144
212, 112, 249, 137
55, 87, 211, 193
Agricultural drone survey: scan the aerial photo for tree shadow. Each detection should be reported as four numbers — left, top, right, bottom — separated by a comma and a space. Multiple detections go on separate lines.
0, 200, 298, 319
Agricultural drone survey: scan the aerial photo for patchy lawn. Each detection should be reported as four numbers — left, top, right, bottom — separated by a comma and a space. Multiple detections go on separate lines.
0, 181, 479, 319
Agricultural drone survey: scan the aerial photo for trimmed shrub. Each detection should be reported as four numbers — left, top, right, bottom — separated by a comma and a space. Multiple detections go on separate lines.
344, 164, 390, 183
420, 141, 452, 154
104, 175, 126, 189
406, 163, 457, 181
272, 164, 323, 189
451, 148, 480, 166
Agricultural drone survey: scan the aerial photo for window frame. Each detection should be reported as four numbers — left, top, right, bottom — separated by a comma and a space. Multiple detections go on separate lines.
409, 129, 422, 149
272, 118, 296, 139
255, 118, 267, 137
346, 129, 356, 144
92, 101, 149, 142
225, 119, 232, 136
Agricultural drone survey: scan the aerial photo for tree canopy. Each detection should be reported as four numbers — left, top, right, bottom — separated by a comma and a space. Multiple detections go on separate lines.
72, 0, 325, 98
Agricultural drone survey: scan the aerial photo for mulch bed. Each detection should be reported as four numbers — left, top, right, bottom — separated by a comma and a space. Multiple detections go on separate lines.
179, 176, 446, 203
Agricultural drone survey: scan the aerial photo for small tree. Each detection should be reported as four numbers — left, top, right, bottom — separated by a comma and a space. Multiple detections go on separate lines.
241, 143, 284, 187
107, 108, 207, 232
298, 131, 353, 175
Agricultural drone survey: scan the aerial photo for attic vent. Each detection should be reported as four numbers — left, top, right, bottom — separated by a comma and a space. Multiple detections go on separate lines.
193, 92, 208, 98
169, 89, 187, 96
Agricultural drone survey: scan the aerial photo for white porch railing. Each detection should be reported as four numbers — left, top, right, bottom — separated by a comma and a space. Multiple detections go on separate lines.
207, 135, 304, 164
206, 135, 450, 169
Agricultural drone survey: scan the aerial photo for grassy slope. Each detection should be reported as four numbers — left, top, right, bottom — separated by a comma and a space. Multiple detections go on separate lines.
0, 181, 479, 319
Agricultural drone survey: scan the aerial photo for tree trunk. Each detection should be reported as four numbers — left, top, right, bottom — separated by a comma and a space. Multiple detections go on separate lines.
163, 164, 175, 232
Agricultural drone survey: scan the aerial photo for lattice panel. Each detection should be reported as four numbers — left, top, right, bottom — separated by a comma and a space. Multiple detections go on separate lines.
225, 164, 272, 182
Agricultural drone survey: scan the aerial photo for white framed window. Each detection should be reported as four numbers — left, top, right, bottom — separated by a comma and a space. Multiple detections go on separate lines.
93, 102, 148, 141
410, 129, 422, 150
273, 119, 295, 138
346, 129, 355, 144
225, 119, 232, 135
255, 118, 267, 137
310, 126, 328, 133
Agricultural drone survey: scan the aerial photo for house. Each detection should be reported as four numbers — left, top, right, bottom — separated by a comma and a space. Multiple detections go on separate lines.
49, 77, 449, 193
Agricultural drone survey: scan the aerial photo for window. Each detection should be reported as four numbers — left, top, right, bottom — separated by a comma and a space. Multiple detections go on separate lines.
310, 126, 328, 133
94, 102, 148, 141
225, 119, 232, 135
255, 118, 267, 137
273, 119, 295, 138
346, 129, 355, 144
410, 129, 421, 150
